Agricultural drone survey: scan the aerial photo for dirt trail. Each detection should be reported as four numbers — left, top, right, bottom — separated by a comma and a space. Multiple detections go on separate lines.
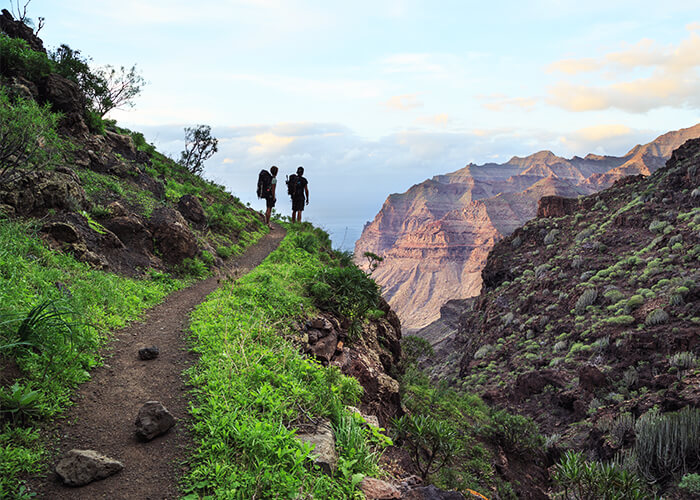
32, 225, 285, 500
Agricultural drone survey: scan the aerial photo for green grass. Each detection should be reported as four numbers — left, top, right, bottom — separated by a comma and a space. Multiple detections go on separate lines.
0, 218, 192, 497
183, 225, 383, 499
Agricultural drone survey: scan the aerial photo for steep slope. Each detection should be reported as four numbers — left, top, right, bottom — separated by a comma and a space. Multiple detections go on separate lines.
452, 139, 700, 494
356, 124, 700, 331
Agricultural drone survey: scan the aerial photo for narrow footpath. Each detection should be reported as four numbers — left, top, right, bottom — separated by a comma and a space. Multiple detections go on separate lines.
33, 225, 286, 500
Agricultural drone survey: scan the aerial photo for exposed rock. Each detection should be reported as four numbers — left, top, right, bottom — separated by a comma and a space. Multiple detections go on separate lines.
310, 331, 338, 364
0, 169, 89, 216
537, 195, 579, 218
136, 173, 165, 200
307, 316, 333, 331
138, 346, 159, 360
359, 477, 401, 499
107, 201, 128, 217
134, 401, 175, 441
105, 215, 153, 253
0, 9, 45, 53
297, 420, 337, 474
177, 194, 206, 225
42, 222, 81, 244
578, 365, 607, 394
149, 207, 198, 265
104, 130, 137, 159
402, 485, 465, 500
55, 449, 123, 487
39, 74, 86, 115
355, 124, 700, 330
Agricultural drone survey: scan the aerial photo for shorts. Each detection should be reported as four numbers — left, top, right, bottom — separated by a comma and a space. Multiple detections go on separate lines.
292, 196, 305, 211
265, 195, 276, 208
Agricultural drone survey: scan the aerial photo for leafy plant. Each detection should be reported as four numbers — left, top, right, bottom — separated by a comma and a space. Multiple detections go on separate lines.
678, 473, 700, 495
552, 450, 647, 499
575, 288, 598, 315
645, 308, 669, 326
0, 382, 46, 424
392, 414, 460, 479
487, 409, 544, 455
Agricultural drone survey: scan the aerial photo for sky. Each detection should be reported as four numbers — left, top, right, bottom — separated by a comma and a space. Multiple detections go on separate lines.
15, 0, 700, 249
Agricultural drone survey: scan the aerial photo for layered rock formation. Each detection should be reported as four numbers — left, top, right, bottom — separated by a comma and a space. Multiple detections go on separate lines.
356, 124, 700, 331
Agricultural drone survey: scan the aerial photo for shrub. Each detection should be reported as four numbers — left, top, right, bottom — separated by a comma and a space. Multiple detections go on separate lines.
511, 236, 522, 248
178, 257, 209, 278
669, 352, 698, 371
0, 34, 53, 80
571, 255, 584, 269
649, 220, 668, 233
392, 414, 460, 479
0, 382, 46, 424
645, 308, 669, 326
473, 344, 494, 360
216, 245, 233, 259
679, 473, 700, 495
552, 450, 647, 499
634, 406, 700, 483
0, 89, 65, 185
402, 336, 434, 366
544, 229, 559, 245
575, 288, 598, 315
487, 409, 544, 455
603, 289, 624, 303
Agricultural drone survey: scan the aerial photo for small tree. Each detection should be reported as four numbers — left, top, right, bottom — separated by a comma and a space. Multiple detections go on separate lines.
179, 125, 218, 175
9, 0, 44, 34
363, 251, 383, 275
392, 414, 460, 479
93, 65, 145, 117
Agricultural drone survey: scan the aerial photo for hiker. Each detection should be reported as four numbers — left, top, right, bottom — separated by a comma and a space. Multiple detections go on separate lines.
257, 165, 278, 228
287, 166, 309, 223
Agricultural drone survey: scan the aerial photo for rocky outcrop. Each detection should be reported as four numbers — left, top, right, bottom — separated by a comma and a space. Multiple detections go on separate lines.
0, 9, 45, 53
0, 169, 89, 216
297, 420, 337, 474
537, 195, 580, 218
356, 124, 700, 331
149, 207, 199, 265
177, 194, 206, 226
55, 449, 123, 487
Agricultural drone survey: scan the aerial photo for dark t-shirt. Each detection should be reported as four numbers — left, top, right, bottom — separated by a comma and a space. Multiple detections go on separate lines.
293, 176, 307, 199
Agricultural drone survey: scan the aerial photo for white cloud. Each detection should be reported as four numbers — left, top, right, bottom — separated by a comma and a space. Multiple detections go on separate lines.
383, 94, 423, 110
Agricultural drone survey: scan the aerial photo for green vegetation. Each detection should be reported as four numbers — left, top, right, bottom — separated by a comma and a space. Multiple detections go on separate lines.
552, 451, 648, 499
183, 225, 384, 498
0, 88, 65, 184
0, 218, 186, 497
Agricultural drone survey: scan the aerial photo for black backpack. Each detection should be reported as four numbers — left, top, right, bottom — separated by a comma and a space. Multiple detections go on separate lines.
286, 174, 298, 198
257, 169, 272, 199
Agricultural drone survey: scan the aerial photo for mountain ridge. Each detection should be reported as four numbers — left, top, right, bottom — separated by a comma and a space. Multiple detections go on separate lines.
355, 123, 700, 331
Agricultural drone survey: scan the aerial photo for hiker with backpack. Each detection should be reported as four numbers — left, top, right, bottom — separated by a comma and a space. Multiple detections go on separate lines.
257, 165, 278, 228
286, 166, 309, 223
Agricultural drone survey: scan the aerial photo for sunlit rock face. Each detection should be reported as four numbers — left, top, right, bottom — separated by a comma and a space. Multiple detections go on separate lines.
355, 123, 700, 331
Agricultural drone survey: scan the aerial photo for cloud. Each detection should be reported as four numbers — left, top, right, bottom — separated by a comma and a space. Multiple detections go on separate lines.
545, 30, 700, 112
478, 95, 538, 111
416, 113, 450, 127
382, 94, 423, 110
574, 124, 632, 142
558, 124, 654, 155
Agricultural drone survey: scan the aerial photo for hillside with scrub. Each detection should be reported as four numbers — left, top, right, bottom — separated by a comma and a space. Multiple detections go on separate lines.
0, 9, 543, 500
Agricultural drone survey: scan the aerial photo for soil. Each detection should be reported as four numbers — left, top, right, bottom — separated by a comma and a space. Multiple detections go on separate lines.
31, 224, 285, 500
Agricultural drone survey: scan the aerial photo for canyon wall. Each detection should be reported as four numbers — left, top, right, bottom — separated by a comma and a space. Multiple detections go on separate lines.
355, 124, 700, 331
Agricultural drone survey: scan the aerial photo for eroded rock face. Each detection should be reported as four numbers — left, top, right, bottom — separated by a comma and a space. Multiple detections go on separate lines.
297, 420, 337, 474
105, 215, 153, 254
134, 401, 175, 441
177, 194, 206, 226
0, 169, 89, 216
149, 207, 198, 265
0, 9, 45, 53
355, 124, 700, 331
55, 449, 123, 487
359, 477, 401, 499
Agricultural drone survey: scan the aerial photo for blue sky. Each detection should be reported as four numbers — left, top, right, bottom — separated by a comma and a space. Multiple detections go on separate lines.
17, 0, 700, 248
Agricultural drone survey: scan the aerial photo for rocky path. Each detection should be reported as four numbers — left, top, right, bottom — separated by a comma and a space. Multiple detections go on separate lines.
32, 225, 285, 500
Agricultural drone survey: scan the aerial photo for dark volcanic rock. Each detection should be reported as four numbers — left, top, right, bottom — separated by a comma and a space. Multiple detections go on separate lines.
578, 365, 607, 394
149, 207, 198, 265
55, 449, 123, 487
296, 420, 337, 474
177, 194, 206, 225
402, 485, 465, 500
134, 401, 175, 441
105, 215, 153, 254
0, 169, 89, 216
537, 195, 580, 218
138, 346, 159, 360
0, 9, 45, 53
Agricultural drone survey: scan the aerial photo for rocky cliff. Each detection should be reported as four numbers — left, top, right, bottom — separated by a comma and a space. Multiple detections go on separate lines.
356, 124, 700, 331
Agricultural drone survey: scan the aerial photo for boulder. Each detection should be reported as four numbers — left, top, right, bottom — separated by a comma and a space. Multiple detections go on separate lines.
307, 316, 333, 331
55, 449, 123, 487
134, 401, 175, 441
105, 215, 153, 253
359, 477, 401, 499
136, 173, 165, 200
41, 222, 81, 244
149, 207, 198, 265
402, 485, 466, 500
310, 331, 338, 364
177, 194, 206, 225
297, 420, 337, 474
138, 346, 159, 360
105, 130, 137, 158
107, 201, 128, 217
0, 169, 88, 216
39, 73, 85, 115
